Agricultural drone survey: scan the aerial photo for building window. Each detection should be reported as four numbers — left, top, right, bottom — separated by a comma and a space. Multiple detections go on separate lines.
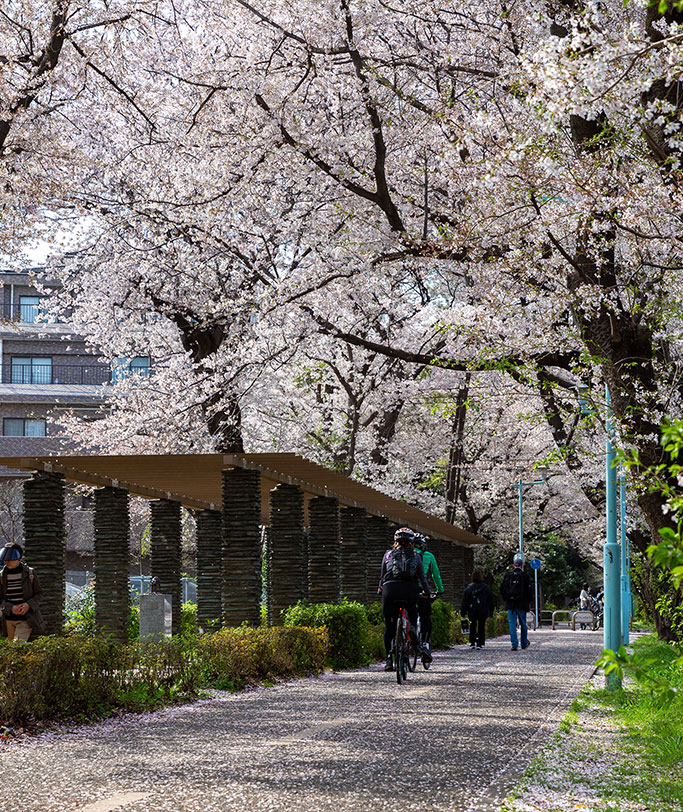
130, 356, 150, 377
3, 418, 46, 437
19, 296, 40, 323
112, 356, 150, 383
10, 357, 52, 384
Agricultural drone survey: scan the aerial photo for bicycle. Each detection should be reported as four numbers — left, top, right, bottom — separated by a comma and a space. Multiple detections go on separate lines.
392, 602, 422, 684
414, 592, 437, 671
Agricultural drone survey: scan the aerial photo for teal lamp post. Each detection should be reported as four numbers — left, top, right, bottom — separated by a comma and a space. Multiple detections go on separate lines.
512, 467, 549, 562
619, 468, 631, 645
604, 386, 622, 689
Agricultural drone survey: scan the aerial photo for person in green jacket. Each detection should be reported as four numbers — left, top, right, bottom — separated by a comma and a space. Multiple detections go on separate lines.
414, 534, 444, 660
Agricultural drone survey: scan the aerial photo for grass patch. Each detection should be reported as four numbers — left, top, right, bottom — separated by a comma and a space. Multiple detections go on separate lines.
502, 633, 683, 812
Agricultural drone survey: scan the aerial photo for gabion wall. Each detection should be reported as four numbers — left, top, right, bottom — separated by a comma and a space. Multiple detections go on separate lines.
267, 483, 305, 625
22, 471, 66, 636
307, 496, 341, 604
340, 506, 367, 603
196, 509, 222, 630
150, 499, 182, 635
93, 486, 130, 642
222, 468, 262, 628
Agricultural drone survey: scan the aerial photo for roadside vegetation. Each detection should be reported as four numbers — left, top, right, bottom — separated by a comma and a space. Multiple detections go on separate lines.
502, 634, 683, 812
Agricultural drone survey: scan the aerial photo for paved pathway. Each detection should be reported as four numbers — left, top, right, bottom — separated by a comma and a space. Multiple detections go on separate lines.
1, 629, 604, 812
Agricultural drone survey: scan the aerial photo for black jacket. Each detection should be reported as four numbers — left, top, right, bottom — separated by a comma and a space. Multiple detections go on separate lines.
461, 582, 494, 619
0, 562, 46, 636
500, 567, 533, 612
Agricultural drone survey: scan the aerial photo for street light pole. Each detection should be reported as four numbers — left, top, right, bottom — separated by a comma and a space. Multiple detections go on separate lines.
604, 385, 622, 689
620, 468, 631, 646
513, 468, 548, 562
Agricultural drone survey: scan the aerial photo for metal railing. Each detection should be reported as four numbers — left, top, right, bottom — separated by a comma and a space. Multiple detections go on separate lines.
3, 364, 112, 385
0, 302, 63, 323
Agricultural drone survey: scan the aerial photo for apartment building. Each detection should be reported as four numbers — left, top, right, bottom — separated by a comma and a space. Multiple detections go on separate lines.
0, 267, 150, 572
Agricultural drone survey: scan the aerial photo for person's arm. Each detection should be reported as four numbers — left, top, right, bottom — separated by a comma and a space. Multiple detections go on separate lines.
460, 585, 470, 615
486, 585, 495, 616
427, 551, 444, 593
378, 553, 388, 593
415, 555, 430, 594
26, 570, 42, 612
500, 572, 509, 601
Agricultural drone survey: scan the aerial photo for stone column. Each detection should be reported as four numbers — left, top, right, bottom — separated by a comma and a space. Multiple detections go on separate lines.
463, 546, 475, 586
93, 486, 130, 642
222, 468, 262, 628
452, 543, 466, 604
22, 471, 66, 636
150, 499, 182, 635
340, 506, 367, 603
308, 496, 341, 604
196, 509, 222, 631
438, 540, 455, 605
267, 483, 305, 625
365, 515, 390, 602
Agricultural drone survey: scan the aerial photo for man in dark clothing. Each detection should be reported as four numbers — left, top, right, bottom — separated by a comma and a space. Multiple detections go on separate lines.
0, 542, 45, 641
378, 527, 433, 671
500, 554, 533, 650
460, 569, 495, 649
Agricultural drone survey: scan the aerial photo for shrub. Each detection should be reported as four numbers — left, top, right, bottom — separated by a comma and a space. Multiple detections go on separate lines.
431, 599, 455, 649
0, 625, 327, 729
282, 599, 371, 669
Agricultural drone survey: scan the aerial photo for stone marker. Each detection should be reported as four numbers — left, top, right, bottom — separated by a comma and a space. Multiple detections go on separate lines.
139, 593, 172, 642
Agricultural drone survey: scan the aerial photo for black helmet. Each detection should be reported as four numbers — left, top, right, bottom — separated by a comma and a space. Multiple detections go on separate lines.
394, 527, 415, 545
414, 533, 427, 550
0, 543, 23, 564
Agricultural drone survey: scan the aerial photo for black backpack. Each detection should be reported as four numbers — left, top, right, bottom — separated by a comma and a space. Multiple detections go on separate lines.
391, 547, 417, 581
505, 569, 525, 602
468, 582, 488, 613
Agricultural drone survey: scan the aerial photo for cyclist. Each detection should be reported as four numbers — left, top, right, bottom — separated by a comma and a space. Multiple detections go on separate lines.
414, 533, 444, 661
378, 527, 432, 672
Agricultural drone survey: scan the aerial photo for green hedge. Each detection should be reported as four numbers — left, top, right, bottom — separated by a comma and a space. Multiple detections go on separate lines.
282, 599, 374, 669
0, 626, 327, 728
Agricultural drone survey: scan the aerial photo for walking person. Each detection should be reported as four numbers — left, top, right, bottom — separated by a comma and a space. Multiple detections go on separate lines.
0, 542, 45, 641
500, 554, 533, 651
460, 569, 494, 649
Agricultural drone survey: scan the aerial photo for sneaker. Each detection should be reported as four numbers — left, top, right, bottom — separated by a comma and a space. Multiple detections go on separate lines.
420, 644, 433, 663
384, 657, 394, 672
521, 641, 531, 650
469, 643, 476, 648
475, 645, 483, 650
511, 646, 518, 651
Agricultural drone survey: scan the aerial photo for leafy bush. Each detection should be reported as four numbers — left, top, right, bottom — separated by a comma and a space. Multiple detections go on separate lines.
431, 599, 455, 648
282, 599, 371, 669
365, 601, 383, 626
0, 625, 327, 728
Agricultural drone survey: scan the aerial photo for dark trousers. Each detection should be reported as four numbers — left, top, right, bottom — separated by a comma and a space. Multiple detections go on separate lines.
469, 614, 487, 647
381, 580, 419, 656
417, 595, 432, 643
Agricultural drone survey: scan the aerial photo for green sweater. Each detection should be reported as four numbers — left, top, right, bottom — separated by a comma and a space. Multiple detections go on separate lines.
418, 550, 444, 593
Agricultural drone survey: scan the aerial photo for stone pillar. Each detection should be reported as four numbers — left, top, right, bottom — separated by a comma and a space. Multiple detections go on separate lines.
365, 515, 390, 602
222, 468, 262, 628
463, 546, 475, 587
438, 540, 455, 605
93, 486, 130, 642
22, 471, 66, 636
308, 496, 341, 604
452, 543, 466, 604
150, 499, 182, 635
267, 483, 305, 625
196, 509, 222, 631
340, 506, 367, 603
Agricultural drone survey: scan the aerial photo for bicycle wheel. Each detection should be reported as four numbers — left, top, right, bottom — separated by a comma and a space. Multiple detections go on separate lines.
409, 643, 418, 672
395, 615, 406, 684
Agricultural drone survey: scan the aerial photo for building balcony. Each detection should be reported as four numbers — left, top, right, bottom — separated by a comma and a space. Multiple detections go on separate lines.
2, 364, 112, 386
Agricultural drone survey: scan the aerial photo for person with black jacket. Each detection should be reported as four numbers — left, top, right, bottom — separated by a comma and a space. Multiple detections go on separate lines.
500, 554, 533, 651
460, 569, 494, 649
0, 542, 45, 641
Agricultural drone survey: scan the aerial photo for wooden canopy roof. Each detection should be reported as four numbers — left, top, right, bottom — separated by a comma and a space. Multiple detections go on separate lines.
0, 452, 487, 547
